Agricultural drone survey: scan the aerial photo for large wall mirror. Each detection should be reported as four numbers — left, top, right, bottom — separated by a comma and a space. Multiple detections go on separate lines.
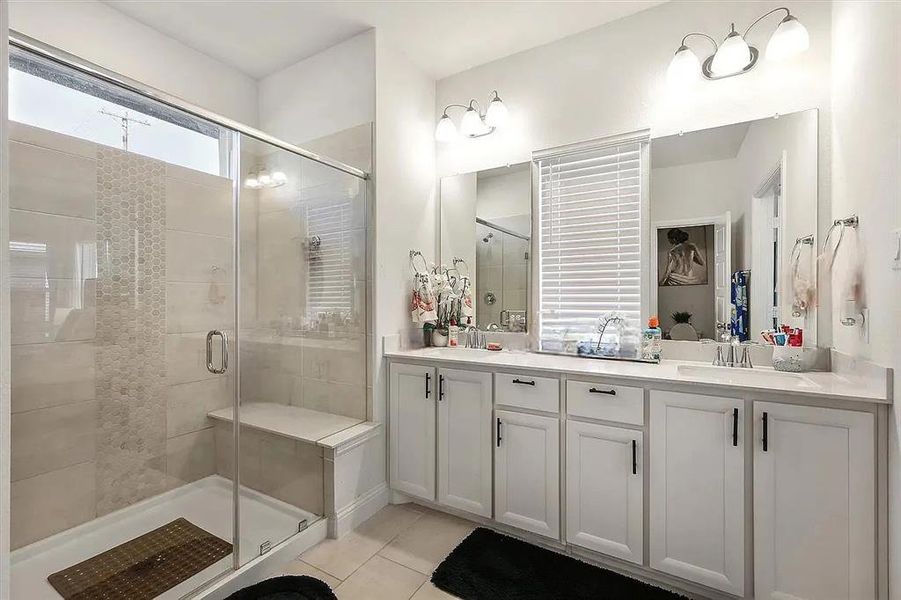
650, 109, 818, 344
440, 163, 531, 332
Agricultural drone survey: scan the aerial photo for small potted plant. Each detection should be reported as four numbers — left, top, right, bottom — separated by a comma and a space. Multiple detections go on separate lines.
669, 311, 699, 341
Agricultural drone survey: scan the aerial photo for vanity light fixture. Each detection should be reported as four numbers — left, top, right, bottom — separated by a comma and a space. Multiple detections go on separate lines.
435, 91, 507, 142
668, 7, 809, 84
244, 167, 287, 189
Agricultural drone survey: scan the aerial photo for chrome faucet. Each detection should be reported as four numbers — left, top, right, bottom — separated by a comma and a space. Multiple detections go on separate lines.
711, 336, 753, 368
465, 325, 486, 349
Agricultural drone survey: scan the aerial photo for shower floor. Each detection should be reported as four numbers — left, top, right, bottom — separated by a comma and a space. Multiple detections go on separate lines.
11, 475, 317, 600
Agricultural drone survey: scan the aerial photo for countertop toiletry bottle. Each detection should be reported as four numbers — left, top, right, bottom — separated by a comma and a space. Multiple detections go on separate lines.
642, 316, 662, 362
448, 319, 459, 347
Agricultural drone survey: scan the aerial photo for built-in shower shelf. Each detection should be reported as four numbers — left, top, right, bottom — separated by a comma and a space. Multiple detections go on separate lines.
208, 403, 365, 447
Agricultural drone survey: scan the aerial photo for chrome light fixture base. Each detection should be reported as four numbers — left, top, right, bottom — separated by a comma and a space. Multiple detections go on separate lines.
701, 46, 760, 80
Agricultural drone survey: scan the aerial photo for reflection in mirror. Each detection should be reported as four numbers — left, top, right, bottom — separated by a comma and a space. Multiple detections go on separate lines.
440, 162, 531, 332
651, 109, 817, 344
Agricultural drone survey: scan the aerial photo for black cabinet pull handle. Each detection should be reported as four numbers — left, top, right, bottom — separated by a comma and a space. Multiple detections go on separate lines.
762, 412, 768, 451
589, 387, 616, 395
632, 440, 637, 475
439, 375, 445, 401
512, 378, 535, 386
496, 418, 502, 447
732, 408, 738, 447
425, 373, 431, 398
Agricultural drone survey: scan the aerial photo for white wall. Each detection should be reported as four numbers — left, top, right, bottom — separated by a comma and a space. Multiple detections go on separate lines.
9, 0, 258, 126
259, 30, 376, 146
830, 3, 901, 597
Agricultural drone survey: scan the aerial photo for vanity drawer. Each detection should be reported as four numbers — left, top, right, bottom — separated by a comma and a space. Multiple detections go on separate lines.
495, 372, 560, 413
566, 380, 644, 425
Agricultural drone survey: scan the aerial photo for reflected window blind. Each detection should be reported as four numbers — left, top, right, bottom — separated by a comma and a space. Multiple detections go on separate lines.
537, 138, 647, 342
306, 197, 354, 318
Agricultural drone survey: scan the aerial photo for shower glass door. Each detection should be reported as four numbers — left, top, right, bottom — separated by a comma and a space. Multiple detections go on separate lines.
8, 45, 238, 599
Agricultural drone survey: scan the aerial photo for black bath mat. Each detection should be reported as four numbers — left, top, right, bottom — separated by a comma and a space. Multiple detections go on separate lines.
47, 517, 232, 600
432, 528, 690, 600
225, 575, 337, 600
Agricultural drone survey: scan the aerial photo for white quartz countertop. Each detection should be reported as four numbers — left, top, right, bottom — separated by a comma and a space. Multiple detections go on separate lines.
385, 347, 891, 404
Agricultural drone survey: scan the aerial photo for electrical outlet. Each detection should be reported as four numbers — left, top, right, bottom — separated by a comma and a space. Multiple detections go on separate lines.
893, 229, 901, 271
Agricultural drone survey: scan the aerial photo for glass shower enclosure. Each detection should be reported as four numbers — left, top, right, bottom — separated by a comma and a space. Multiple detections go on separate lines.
7, 36, 368, 600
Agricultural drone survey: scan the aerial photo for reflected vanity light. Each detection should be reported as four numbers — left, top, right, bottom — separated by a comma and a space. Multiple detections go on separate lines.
244, 167, 287, 189
436, 91, 507, 142
667, 7, 809, 85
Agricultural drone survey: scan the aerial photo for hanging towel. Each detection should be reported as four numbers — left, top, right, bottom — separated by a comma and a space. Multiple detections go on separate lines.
789, 239, 816, 315
731, 270, 750, 341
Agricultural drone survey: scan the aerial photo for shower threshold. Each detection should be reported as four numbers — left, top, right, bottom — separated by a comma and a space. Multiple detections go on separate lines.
11, 475, 317, 600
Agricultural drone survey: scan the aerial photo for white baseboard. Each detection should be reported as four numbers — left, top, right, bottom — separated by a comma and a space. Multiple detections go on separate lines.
193, 518, 328, 600
329, 482, 389, 539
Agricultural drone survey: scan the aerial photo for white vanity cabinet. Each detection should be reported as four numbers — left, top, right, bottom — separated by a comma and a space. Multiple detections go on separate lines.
565, 420, 643, 564
494, 409, 560, 539
649, 390, 745, 596
436, 368, 493, 517
388, 363, 436, 501
753, 402, 876, 600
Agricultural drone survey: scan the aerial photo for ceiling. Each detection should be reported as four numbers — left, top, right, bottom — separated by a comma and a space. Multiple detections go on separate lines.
102, 1, 664, 80
652, 122, 751, 170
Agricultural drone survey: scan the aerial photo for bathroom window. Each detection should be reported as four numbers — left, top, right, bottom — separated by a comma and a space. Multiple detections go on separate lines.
535, 132, 650, 347
8, 46, 225, 176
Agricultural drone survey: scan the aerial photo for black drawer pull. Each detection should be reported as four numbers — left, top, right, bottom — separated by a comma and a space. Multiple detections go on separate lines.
425, 373, 431, 398
632, 440, 638, 475
439, 375, 445, 401
762, 412, 768, 451
732, 408, 738, 447
589, 387, 616, 396
496, 418, 502, 447
512, 378, 535, 386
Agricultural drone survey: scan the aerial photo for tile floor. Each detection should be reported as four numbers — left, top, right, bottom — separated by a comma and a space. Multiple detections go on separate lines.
280, 503, 474, 599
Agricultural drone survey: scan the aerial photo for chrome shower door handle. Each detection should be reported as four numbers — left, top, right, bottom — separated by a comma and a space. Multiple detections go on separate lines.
206, 330, 228, 374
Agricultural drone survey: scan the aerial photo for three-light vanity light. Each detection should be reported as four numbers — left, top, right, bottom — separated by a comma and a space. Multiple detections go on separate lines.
244, 168, 287, 189
435, 90, 508, 142
667, 7, 810, 85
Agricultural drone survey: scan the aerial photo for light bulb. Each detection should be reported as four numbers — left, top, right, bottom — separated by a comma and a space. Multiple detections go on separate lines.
460, 107, 485, 137
766, 15, 809, 61
435, 114, 458, 142
258, 170, 272, 187
484, 95, 508, 128
667, 45, 702, 86
244, 176, 260, 189
271, 170, 287, 185
711, 26, 752, 76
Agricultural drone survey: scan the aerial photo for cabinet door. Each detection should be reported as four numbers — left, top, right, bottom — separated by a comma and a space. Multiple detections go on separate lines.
437, 368, 492, 517
389, 363, 436, 500
494, 409, 560, 539
566, 420, 642, 564
754, 402, 875, 600
649, 391, 745, 595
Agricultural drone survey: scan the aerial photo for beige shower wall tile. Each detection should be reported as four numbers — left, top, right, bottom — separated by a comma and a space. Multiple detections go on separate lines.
10, 122, 96, 158
167, 332, 233, 385
11, 461, 96, 549
166, 176, 232, 237
167, 377, 234, 438
301, 336, 366, 386
11, 277, 96, 345
258, 436, 324, 514
11, 400, 97, 481
9, 210, 96, 280
10, 141, 96, 219
166, 429, 216, 486
11, 341, 95, 413
166, 282, 234, 334
166, 230, 233, 283
297, 379, 366, 421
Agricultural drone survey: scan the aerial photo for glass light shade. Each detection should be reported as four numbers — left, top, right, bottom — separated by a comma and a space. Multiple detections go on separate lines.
484, 97, 508, 128
711, 30, 752, 76
258, 170, 272, 186
766, 15, 810, 61
244, 176, 260, 189
271, 170, 287, 185
435, 114, 458, 142
460, 107, 485, 137
667, 45, 702, 86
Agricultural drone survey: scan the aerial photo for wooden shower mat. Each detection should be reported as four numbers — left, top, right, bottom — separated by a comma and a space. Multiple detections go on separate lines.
47, 518, 232, 600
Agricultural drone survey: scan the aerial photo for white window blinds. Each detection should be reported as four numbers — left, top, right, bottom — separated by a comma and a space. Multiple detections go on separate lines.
536, 134, 649, 344
306, 197, 355, 319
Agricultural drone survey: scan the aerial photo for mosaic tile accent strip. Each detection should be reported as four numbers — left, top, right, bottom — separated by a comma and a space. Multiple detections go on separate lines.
47, 518, 232, 600
95, 148, 168, 515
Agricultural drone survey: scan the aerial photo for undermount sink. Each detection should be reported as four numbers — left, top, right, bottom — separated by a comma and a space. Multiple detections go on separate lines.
676, 364, 818, 390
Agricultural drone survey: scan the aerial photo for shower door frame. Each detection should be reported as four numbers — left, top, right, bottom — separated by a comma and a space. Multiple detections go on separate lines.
6, 27, 370, 586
